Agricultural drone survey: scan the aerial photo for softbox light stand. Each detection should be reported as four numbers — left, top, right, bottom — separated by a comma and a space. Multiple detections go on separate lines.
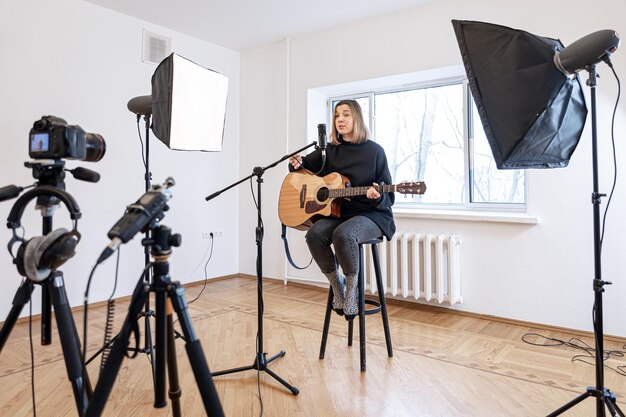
204, 142, 317, 395
85, 106, 160, 408
547, 65, 624, 417
451, 20, 622, 416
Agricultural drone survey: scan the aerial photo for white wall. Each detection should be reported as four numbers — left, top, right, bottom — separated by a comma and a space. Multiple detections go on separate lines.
238, 41, 290, 277
0, 0, 240, 319
239, 0, 626, 335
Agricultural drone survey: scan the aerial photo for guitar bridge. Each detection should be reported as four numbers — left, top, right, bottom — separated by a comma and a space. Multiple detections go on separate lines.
299, 184, 307, 208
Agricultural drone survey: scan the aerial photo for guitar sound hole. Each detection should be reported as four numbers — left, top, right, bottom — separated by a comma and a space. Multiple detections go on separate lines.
317, 187, 329, 202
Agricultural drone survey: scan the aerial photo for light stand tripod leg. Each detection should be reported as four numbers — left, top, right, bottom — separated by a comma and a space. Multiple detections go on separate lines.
0, 280, 34, 352
605, 389, 625, 417
547, 390, 593, 416
143, 307, 157, 390
167, 284, 224, 417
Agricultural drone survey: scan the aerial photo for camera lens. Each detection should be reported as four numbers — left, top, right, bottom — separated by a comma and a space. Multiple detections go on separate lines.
84, 133, 106, 162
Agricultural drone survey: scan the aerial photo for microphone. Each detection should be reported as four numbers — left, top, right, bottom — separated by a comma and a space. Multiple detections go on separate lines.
317, 124, 327, 151
97, 177, 174, 264
69, 167, 100, 183
554, 30, 620, 75
127, 95, 152, 115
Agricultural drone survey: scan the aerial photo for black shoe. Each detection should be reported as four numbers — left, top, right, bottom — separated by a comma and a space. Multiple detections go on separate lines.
333, 307, 344, 316
344, 313, 356, 321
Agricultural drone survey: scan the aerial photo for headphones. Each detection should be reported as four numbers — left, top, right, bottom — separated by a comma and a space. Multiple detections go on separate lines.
7, 186, 82, 282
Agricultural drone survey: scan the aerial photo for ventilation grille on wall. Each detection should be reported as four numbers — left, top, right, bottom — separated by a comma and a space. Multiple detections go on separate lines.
142, 29, 171, 64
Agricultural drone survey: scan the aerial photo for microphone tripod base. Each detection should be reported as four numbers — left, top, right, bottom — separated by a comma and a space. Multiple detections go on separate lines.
212, 351, 300, 395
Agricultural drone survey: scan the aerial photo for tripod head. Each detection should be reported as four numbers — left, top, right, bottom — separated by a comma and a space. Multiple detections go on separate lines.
144, 224, 181, 261
0, 159, 100, 207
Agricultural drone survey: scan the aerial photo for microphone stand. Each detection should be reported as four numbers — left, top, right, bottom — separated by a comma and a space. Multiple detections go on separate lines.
205, 141, 317, 395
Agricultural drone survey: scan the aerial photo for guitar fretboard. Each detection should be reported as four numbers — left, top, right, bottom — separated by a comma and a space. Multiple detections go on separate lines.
329, 184, 396, 198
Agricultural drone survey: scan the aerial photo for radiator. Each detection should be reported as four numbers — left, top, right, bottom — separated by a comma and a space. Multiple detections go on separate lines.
363, 233, 462, 305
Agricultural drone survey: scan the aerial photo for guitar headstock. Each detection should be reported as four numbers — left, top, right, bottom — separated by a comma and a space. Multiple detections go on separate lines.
396, 181, 427, 196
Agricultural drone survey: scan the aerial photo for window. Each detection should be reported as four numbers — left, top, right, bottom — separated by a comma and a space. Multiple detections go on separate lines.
329, 78, 526, 210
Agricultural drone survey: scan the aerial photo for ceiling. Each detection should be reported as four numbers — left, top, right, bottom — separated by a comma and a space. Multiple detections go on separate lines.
84, 0, 434, 51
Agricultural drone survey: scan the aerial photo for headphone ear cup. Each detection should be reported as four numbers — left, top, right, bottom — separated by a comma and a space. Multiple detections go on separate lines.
15, 238, 31, 277
39, 228, 79, 270
23, 236, 49, 282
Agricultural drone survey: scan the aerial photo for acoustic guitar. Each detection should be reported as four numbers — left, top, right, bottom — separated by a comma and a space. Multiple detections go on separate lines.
278, 171, 427, 230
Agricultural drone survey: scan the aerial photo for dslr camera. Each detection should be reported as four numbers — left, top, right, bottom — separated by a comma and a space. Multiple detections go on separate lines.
29, 116, 106, 162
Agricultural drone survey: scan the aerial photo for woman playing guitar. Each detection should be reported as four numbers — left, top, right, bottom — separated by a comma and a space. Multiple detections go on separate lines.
288, 99, 396, 320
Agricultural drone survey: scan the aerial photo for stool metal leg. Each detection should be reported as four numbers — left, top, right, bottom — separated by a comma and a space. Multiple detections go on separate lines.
358, 244, 366, 372
319, 288, 333, 359
347, 319, 353, 346
319, 238, 390, 372
372, 244, 393, 357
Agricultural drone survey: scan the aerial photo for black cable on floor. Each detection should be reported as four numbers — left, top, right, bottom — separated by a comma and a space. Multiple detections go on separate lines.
521, 332, 626, 376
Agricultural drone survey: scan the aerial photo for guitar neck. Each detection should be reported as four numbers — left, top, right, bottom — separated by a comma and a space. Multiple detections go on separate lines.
329, 184, 396, 198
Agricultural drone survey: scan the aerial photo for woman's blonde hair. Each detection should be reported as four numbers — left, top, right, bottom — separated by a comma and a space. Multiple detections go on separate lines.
330, 99, 369, 145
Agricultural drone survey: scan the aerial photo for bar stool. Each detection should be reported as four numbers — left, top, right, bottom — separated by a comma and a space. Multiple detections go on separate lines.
319, 238, 393, 371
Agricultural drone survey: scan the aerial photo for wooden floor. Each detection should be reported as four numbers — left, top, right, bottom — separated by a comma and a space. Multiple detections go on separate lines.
1, 276, 626, 416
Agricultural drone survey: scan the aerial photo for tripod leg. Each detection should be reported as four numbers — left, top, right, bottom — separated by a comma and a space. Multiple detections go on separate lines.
41, 285, 52, 345
167, 285, 225, 417
0, 280, 34, 353
166, 300, 182, 417
605, 390, 624, 417
154, 286, 167, 408
264, 367, 300, 395
547, 390, 593, 416
86, 279, 150, 417
46, 274, 91, 414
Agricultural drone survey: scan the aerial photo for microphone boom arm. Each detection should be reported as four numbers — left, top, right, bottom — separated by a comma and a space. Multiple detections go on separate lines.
205, 141, 317, 202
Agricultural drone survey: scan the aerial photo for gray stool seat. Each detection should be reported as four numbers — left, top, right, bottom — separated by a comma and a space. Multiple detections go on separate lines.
319, 237, 393, 371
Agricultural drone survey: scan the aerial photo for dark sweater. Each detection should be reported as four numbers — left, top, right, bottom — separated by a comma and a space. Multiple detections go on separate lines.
292, 139, 396, 240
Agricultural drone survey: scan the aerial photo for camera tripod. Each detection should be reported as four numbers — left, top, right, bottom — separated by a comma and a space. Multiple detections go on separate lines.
85, 224, 224, 417
0, 189, 92, 414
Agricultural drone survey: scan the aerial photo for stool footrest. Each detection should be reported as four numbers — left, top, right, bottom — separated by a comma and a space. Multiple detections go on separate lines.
363, 299, 381, 315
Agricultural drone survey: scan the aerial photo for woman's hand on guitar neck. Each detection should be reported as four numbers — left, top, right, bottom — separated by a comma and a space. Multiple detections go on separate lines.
366, 183, 381, 199
289, 155, 303, 170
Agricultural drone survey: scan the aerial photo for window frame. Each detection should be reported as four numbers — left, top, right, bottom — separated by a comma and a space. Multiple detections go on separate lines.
327, 77, 528, 212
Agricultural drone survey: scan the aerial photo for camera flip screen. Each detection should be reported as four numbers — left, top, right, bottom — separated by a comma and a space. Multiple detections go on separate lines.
30, 132, 49, 153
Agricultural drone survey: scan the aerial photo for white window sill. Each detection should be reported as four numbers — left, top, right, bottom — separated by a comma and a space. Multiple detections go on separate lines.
393, 208, 539, 224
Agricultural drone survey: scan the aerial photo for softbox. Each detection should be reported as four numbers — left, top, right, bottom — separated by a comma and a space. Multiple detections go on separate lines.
452, 20, 588, 169
151, 53, 229, 152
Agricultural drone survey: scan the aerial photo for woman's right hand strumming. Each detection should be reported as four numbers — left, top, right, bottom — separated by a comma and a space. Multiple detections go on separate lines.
289, 155, 303, 170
